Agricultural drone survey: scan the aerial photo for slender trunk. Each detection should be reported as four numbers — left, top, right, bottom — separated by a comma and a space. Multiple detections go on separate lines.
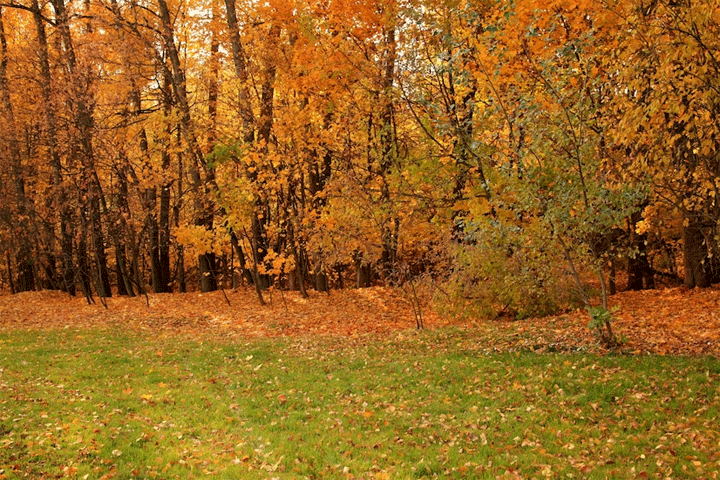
223, 0, 255, 143
230, 231, 253, 285
378, 23, 398, 279
208, 5, 220, 150
197, 9, 222, 294
287, 221, 308, 298
355, 253, 372, 288
146, 185, 162, 292
6, 251, 15, 294
174, 130, 186, 293
158, 167, 172, 292
113, 158, 136, 296
51, 0, 111, 297
258, 26, 279, 148
157, 0, 216, 292
33, 0, 75, 294
77, 206, 93, 301
0, 7, 34, 292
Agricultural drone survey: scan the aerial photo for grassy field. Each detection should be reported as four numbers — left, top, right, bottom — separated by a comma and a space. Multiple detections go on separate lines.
1, 326, 719, 479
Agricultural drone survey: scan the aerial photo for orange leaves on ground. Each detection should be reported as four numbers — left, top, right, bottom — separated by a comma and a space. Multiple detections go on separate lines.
469, 286, 720, 357
1, 286, 719, 357
0, 287, 441, 340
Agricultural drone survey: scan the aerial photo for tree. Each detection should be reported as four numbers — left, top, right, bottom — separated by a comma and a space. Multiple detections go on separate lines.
0, 6, 35, 292
607, 0, 720, 289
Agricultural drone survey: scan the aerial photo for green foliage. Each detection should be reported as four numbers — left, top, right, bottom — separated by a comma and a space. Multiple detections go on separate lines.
587, 306, 617, 332
205, 142, 245, 170
439, 218, 582, 320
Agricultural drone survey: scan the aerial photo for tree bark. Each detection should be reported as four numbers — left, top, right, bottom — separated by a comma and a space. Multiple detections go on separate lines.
31, 0, 75, 295
157, 0, 217, 292
627, 211, 654, 290
683, 219, 711, 288
0, 7, 35, 292
51, 0, 111, 297
378, 22, 399, 280
224, 0, 255, 143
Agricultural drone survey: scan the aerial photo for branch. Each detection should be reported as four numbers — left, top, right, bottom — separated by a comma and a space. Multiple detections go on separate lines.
0, 1, 56, 25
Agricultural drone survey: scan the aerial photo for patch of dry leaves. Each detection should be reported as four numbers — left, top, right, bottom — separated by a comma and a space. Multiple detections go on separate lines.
471, 286, 720, 356
0, 287, 440, 339
1, 286, 719, 356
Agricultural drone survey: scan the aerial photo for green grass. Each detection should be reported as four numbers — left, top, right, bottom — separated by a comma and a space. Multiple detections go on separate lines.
1, 327, 719, 479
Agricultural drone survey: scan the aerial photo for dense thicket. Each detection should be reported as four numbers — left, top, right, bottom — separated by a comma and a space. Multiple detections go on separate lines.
0, 0, 718, 317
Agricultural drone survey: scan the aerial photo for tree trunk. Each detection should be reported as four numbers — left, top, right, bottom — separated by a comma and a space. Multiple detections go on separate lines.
6, 251, 15, 294
355, 255, 372, 288
157, 0, 217, 292
199, 253, 218, 292
51, 0, 111, 297
77, 217, 93, 301
377, 21, 399, 280
158, 178, 172, 292
230, 231, 254, 285
314, 265, 329, 292
627, 212, 654, 290
112, 158, 136, 296
174, 132, 186, 294
224, 0, 255, 143
683, 219, 711, 288
32, 1, 75, 295
1, 7, 35, 293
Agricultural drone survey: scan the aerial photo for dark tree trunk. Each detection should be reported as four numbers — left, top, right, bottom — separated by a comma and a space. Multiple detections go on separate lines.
51, 0, 110, 297
627, 212, 654, 290
158, 180, 172, 292
157, 88, 172, 293
77, 223, 93, 300
43, 252, 58, 290
355, 256, 373, 288
199, 253, 218, 293
378, 24, 398, 280
314, 267, 329, 293
174, 135, 186, 294
32, 0, 75, 295
112, 160, 135, 296
114, 247, 129, 296
6, 251, 15, 294
177, 247, 186, 293
146, 186, 162, 293
683, 219, 711, 288
251, 212, 270, 290
230, 231, 254, 285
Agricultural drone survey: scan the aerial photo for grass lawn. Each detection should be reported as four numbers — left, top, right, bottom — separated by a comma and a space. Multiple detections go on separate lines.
1, 326, 719, 479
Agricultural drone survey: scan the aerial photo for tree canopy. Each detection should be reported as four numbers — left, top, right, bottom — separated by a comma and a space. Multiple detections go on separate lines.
0, 0, 717, 319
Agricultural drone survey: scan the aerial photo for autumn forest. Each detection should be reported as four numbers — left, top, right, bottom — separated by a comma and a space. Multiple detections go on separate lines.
0, 0, 718, 321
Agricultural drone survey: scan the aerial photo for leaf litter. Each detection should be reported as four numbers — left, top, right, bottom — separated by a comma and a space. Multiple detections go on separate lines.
1, 285, 719, 356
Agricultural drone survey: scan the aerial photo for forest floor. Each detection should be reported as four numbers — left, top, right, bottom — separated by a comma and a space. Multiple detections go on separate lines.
1, 284, 719, 357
